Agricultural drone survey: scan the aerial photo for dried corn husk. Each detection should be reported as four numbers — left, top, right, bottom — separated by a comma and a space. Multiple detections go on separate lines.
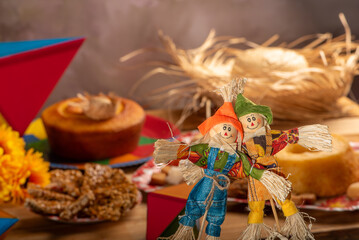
67, 93, 120, 121
121, 13, 359, 125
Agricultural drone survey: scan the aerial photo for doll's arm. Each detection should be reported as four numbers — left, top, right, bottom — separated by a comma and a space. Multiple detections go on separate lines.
229, 151, 291, 201
186, 144, 209, 167
177, 144, 209, 185
228, 161, 246, 179
153, 139, 209, 167
271, 128, 299, 155
228, 152, 264, 179
271, 124, 332, 154
153, 139, 190, 166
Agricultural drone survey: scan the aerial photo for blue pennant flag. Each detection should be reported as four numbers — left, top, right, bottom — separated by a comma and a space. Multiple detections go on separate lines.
0, 218, 18, 235
0, 37, 80, 58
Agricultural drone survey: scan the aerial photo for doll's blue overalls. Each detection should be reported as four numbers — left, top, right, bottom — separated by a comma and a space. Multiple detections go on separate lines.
179, 147, 236, 237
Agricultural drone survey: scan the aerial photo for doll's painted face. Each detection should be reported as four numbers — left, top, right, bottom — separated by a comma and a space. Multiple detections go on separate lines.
238, 113, 264, 133
209, 123, 238, 143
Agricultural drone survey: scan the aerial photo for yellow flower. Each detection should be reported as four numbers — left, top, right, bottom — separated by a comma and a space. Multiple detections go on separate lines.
0, 154, 31, 203
0, 154, 30, 184
0, 124, 25, 157
26, 149, 50, 187
0, 177, 11, 202
0, 125, 50, 204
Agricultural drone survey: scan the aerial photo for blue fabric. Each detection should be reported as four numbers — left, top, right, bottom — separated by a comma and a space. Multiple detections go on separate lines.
222, 151, 236, 175
207, 147, 219, 170
0, 37, 80, 58
179, 148, 236, 237
0, 218, 18, 235
23, 134, 39, 144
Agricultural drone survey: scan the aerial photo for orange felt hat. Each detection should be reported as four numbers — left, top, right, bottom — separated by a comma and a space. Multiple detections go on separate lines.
198, 102, 244, 140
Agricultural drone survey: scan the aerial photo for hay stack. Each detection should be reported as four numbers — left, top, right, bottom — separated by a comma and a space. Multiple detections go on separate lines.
121, 13, 359, 126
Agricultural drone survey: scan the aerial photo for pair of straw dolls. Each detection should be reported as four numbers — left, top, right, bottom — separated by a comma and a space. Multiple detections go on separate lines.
154, 79, 331, 240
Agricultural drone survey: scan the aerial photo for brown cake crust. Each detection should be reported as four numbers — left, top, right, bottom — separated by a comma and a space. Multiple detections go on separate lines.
42, 97, 145, 161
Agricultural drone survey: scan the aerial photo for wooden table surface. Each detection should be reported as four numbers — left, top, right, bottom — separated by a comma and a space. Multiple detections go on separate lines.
2, 166, 359, 240
2, 197, 359, 240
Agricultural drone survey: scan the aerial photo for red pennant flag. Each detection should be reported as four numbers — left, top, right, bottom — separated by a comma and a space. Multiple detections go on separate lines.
0, 37, 85, 135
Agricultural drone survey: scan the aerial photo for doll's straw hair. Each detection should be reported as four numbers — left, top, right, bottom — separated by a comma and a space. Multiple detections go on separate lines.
214, 77, 246, 102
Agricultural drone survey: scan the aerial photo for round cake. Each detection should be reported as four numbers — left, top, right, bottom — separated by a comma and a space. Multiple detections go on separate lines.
276, 134, 359, 197
42, 95, 145, 161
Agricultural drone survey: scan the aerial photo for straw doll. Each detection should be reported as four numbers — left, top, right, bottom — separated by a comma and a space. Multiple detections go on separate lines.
234, 93, 332, 240
153, 82, 291, 240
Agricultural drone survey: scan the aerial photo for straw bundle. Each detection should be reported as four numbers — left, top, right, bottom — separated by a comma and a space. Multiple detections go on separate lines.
121, 14, 359, 125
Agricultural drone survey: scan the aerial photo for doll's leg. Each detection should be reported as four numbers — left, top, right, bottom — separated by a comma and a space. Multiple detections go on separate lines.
278, 198, 315, 240
279, 199, 298, 217
247, 200, 265, 225
180, 200, 204, 227
238, 201, 271, 240
166, 200, 203, 240
205, 201, 225, 238
204, 200, 227, 239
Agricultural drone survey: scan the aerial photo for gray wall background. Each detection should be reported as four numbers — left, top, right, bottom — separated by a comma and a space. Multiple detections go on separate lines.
1, 0, 359, 111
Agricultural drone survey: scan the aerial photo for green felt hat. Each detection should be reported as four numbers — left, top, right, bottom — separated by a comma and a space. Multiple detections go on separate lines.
234, 94, 273, 124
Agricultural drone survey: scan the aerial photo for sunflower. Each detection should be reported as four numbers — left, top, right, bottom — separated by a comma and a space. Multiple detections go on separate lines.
0, 124, 25, 156
0, 177, 11, 202
0, 124, 50, 204
26, 149, 50, 187
0, 154, 31, 203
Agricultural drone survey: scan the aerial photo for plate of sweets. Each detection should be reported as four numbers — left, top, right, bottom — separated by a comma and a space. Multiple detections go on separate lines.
26, 163, 140, 223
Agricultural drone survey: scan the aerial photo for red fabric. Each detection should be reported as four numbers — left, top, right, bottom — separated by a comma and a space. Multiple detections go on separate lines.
131, 144, 154, 158
198, 102, 243, 139
146, 187, 191, 240
271, 128, 299, 155
141, 115, 180, 139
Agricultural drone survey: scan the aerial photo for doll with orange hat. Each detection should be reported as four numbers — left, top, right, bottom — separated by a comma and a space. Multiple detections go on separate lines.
154, 80, 291, 240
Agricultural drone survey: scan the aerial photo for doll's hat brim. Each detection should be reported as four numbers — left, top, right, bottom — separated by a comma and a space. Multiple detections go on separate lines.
234, 94, 273, 124
198, 102, 244, 139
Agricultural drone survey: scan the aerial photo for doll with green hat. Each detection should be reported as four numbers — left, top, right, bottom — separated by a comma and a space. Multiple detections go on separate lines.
234, 89, 332, 240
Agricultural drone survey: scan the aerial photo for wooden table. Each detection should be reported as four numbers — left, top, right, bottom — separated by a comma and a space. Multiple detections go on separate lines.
2, 188, 359, 240
1, 202, 147, 240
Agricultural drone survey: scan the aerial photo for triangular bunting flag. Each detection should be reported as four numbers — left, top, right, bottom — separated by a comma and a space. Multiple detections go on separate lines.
0, 218, 18, 236
0, 37, 85, 135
